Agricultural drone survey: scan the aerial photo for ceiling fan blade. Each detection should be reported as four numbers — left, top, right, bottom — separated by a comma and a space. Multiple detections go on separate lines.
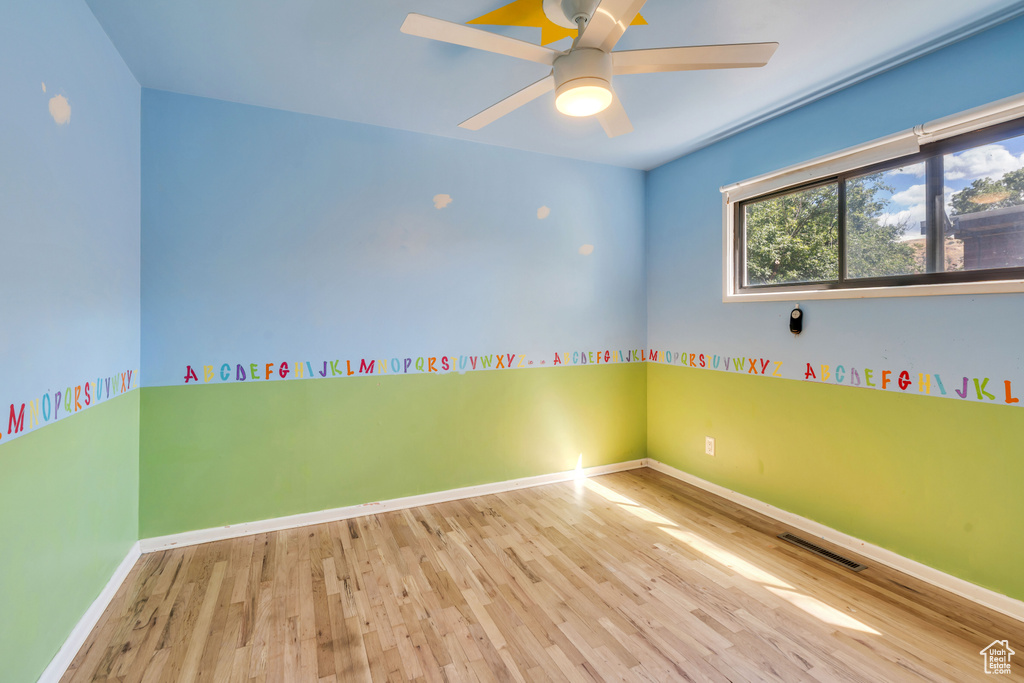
459, 75, 556, 131
401, 13, 560, 66
612, 43, 779, 74
596, 92, 633, 138
577, 0, 648, 52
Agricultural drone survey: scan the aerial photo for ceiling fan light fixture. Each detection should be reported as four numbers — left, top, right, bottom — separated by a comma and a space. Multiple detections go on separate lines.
552, 48, 613, 118
555, 78, 612, 117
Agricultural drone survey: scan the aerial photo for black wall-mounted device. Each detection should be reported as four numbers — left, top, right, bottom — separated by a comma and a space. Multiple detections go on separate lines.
790, 304, 803, 335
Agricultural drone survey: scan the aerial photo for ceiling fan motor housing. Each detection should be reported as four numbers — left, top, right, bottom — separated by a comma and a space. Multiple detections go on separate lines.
543, 0, 601, 29
553, 48, 612, 99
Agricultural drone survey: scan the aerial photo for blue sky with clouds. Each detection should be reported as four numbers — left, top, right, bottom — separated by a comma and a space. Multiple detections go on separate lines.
872, 133, 1024, 239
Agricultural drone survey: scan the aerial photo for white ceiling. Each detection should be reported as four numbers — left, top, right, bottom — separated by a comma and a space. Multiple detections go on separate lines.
84, 0, 1024, 169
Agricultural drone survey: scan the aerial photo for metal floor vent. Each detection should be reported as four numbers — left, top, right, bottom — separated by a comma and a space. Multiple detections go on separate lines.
777, 533, 868, 572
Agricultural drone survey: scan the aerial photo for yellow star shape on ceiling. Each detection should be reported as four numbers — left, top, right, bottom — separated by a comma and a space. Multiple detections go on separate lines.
468, 0, 647, 46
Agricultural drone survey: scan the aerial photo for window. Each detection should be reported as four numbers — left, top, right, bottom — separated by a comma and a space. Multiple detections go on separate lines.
729, 114, 1024, 299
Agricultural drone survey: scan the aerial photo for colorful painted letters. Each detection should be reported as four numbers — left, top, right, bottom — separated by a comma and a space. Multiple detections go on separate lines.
2, 368, 137, 444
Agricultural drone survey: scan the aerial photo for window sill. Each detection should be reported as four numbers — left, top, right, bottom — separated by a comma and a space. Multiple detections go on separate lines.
724, 278, 1024, 302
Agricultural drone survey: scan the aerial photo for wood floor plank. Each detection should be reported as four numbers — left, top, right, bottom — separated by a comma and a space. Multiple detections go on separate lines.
59, 470, 1024, 681
178, 560, 227, 682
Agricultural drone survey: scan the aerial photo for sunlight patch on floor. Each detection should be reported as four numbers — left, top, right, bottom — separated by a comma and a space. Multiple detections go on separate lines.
660, 526, 793, 590
583, 478, 642, 506
621, 504, 678, 526
766, 587, 880, 634
581, 475, 882, 636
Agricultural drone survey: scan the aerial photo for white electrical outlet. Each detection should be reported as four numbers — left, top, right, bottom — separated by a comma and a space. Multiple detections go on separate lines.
705, 436, 715, 456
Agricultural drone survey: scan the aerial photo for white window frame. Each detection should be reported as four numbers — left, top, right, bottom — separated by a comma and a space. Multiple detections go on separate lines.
722, 92, 1024, 302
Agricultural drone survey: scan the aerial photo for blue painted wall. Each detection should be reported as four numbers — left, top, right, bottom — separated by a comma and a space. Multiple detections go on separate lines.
0, 0, 141, 431
141, 90, 646, 387
0, 0, 140, 680
648, 14, 1024, 386
644, 13, 1024, 600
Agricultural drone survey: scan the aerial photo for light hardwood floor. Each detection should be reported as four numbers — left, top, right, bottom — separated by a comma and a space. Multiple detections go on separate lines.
61, 469, 1024, 682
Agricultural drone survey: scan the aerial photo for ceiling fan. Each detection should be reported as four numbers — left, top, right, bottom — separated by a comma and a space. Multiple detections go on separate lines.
401, 0, 778, 137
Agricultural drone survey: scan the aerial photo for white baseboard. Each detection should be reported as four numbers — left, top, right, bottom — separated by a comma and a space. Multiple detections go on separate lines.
644, 458, 1024, 625
38, 541, 142, 683
140, 459, 646, 553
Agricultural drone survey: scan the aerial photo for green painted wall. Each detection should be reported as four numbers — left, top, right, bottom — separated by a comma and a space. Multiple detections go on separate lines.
140, 363, 646, 538
647, 363, 1024, 601
0, 393, 139, 683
